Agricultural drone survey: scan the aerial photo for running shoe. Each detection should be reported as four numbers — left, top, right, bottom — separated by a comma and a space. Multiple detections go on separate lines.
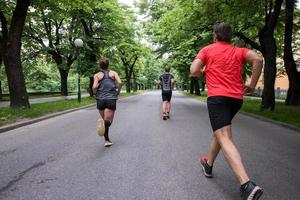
240, 181, 263, 200
97, 118, 105, 136
199, 156, 213, 178
104, 141, 113, 147
163, 116, 167, 120
167, 112, 170, 119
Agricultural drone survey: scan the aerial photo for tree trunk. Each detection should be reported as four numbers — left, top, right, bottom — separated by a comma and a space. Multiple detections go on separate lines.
284, 0, 300, 106
89, 76, 94, 97
259, 31, 277, 111
133, 70, 137, 92
126, 77, 131, 93
4, 0, 31, 108
58, 68, 69, 96
194, 78, 201, 96
190, 77, 195, 94
0, 81, 2, 101
201, 80, 205, 92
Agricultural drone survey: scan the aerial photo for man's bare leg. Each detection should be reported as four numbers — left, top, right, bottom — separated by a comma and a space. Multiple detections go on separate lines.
207, 134, 221, 167
214, 125, 250, 185
162, 101, 168, 119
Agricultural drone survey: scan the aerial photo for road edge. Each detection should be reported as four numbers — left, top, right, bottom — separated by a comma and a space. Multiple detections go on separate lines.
239, 110, 300, 132
0, 104, 96, 134
179, 92, 300, 133
0, 93, 143, 134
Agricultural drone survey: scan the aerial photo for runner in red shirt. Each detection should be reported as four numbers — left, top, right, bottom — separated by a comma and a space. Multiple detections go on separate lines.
190, 22, 263, 200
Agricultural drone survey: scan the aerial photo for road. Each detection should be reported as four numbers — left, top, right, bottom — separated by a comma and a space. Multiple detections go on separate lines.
0, 91, 299, 200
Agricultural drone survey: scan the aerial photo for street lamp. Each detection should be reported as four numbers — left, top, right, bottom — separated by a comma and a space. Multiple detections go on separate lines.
74, 38, 83, 103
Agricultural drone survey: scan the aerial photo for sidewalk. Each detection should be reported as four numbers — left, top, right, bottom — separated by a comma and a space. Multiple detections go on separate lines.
0, 93, 90, 108
244, 95, 285, 103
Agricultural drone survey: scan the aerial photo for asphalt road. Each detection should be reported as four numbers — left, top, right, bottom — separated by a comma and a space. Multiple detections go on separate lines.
0, 91, 300, 200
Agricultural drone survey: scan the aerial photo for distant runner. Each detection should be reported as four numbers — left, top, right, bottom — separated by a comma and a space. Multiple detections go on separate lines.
93, 58, 122, 147
157, 67, 175, 120
190, 22, 263, 200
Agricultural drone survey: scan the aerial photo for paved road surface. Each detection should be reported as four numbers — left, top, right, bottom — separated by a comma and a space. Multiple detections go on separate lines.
0, 91, 299, 200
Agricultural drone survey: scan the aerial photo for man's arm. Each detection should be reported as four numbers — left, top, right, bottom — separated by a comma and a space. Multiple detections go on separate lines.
114, 72, 122, 96
190, 58, 204, 77
92, 74, 99, 95
244, 50, 263, 95
155, 76, 162, 85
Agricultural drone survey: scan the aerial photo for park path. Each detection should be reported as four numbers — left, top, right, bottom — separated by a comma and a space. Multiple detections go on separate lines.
0, 93, 90, 108
0, 91, 299, 200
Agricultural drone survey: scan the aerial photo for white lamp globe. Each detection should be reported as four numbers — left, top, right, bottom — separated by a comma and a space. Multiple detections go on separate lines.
74, 38, 84, 48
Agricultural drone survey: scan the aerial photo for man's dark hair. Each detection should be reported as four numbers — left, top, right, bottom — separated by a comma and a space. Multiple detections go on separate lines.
99, 57, 109, 70
165, 67, 170, 73
213, 22, 232, 43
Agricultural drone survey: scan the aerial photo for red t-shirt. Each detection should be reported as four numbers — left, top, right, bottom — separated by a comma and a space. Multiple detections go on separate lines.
196, 41, 249, 99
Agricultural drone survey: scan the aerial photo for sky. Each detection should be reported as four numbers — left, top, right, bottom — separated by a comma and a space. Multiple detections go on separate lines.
118, 0, 135, 8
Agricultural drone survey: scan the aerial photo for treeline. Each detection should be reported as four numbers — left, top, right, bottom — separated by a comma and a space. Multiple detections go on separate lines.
139, 0, 300, 110
0, 0, 162, 108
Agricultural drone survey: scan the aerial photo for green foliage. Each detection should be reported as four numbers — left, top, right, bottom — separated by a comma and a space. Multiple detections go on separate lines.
141, 0, 300, 84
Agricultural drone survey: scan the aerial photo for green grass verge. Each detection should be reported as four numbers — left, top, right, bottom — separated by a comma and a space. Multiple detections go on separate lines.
180, 91, 300, 128
0, 91, 144, 127
0, 97, 95, 127
242, 98, 300, 128
1, 92, 78, 101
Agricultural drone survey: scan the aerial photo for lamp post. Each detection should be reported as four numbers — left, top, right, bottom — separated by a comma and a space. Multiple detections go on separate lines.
74, 38, 83, 103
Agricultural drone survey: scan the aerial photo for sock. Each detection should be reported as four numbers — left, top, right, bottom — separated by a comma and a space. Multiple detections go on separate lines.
241, 181, 251, 190
205, 162, 212, 169
104, 120, 111, 141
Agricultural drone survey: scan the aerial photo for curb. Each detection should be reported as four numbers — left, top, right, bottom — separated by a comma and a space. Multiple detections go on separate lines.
239, 111, 300, 132
180, 92, 300, 133
0, 93, 143, 134
0, 104, 96, 134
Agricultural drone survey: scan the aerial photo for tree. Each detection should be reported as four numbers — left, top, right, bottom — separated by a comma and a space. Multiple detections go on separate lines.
284, 0, 300, 105
1, 0, 31, 108
118, 45, 139, 93
25, 1, 77, 96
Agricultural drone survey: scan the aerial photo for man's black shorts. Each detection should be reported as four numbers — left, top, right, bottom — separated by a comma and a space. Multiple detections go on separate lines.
207, 96, 243, 132
96, 99, 117, 111
162, 91, 172, 102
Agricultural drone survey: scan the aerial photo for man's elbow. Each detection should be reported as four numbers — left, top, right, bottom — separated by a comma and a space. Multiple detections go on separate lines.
254, 56, 264, 68
190, 68, 202, 77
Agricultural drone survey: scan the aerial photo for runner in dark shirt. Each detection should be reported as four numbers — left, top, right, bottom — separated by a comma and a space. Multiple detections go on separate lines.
157, 67, 175, 120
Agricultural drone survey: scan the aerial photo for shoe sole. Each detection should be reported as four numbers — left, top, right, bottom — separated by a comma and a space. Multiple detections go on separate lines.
199, 159, 213, 178
248, 187, 263, 200
104, 143, 113, 147
98, 119, 105, 136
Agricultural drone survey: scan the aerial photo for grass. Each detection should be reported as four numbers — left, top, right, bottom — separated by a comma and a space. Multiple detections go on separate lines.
0, 92, 78, 101
241, 98, 300, 128
0, 97, 95, 127
180, 91, 300, 128
0, 91, 144, 127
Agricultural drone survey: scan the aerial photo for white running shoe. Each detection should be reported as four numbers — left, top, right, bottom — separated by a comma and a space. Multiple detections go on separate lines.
97, 119, 105, 136
104, 141, 113, 147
